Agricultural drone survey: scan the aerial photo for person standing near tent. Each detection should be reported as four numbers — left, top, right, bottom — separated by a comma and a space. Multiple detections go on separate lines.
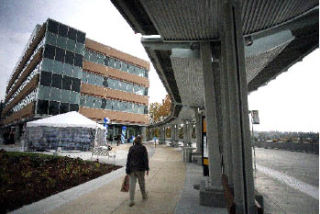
126, 135, 149, 207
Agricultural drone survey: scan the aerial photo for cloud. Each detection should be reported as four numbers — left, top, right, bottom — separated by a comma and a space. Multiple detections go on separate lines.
0, 29, 30, 100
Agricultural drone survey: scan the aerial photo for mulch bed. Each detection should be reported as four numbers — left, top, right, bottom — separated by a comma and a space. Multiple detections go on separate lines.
0, 149, 122, 213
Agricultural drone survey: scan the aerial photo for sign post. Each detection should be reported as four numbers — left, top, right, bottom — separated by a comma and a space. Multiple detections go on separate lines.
202, 116, 209, 176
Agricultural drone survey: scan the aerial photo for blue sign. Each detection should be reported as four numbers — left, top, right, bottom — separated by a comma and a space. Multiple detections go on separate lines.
121, 126, 127, 144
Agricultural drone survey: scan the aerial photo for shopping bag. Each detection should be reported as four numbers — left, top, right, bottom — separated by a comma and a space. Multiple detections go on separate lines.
121, 175, 129, 192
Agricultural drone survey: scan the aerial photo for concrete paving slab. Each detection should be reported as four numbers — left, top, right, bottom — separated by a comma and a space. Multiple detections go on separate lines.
174, 163, 228, 214
46, 144, 185, 214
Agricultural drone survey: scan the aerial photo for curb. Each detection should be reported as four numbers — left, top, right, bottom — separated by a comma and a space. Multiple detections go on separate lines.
10, 167, 125, 214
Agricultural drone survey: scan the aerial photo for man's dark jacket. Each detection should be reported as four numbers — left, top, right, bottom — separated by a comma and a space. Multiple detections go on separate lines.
126, 143, 149, 174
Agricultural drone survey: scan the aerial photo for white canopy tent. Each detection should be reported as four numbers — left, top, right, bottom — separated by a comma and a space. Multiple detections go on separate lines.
27, 111, 105, 129
25, 112, 106, 151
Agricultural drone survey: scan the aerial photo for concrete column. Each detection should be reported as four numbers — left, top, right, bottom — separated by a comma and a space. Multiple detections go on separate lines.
159, 126, 165, 144
171, 124, 175, 143
174, 124, 179, 144
195, 109, 203, 153
188, 123, 193, 147
183, 122, 188, 147
14, 125, 21, 144
200, 42, 223, 190
221, 1, 256, 213
142, 126, 147, 142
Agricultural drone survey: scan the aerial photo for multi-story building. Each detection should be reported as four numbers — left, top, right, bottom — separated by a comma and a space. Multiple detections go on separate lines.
1, 18, 150, 143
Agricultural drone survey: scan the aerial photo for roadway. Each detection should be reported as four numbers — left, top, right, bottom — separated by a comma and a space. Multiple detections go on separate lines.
254, 148, 319, 214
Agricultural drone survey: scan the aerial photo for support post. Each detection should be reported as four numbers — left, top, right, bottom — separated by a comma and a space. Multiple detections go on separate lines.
195, 109, 203, 153
159, 126, 165, 144
183, 121, 188, 147
175, 124, 179, 145
142, 126, 147, 142
200, 41, 225, 208
222, 1, 256, 213
171, 124, 175, 144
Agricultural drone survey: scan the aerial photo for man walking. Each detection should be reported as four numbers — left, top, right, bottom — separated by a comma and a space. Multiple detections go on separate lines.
126, 135, 149, 207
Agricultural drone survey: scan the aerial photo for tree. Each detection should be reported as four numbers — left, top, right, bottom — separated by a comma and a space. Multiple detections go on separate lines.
149, 94, 171, 123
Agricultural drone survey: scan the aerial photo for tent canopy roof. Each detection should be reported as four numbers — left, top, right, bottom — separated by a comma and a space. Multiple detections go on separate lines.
26, 111, 105, 129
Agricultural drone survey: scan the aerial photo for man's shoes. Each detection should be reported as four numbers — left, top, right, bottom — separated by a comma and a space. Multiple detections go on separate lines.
142, 193, 148, 200
129, 201, 135, 207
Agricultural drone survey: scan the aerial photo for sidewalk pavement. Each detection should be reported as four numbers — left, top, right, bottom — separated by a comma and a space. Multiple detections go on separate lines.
8, 141, 227, 214
47, 142, 186, 214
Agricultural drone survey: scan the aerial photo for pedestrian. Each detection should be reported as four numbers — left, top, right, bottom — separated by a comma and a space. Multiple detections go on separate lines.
153, 136, 157, 148
126, 135, 149, 207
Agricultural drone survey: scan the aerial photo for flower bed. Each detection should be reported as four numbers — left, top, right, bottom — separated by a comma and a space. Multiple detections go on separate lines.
0, 150, 121, 213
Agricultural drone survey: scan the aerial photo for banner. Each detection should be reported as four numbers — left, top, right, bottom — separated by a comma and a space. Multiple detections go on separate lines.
121, 126, 127, 144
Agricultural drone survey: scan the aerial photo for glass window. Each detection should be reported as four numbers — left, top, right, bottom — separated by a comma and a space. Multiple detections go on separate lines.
94, 97, 102, 108
128, 65, 135, 74
114, 59, 121, 69
101, 98, 106, 109
108, 58, 115, 68
124, 82, 133, 92
73, 66, 82, 79
65, 51, 74, 65
54, 60, 64, 75
55, 47, 65, 62
75, 43, 85, 55
63, 63, 73, 77
46, 32, 57, 46
113, 100, 121, 111
120, 62, 128, 72
60, 102, 69, 113
88, 73, 95, 85
66, 39, 75, 52
70, 103, 79, 111
104, 57, 109, 66
68, 91, 77, 104
67, 28, 77, 41
74, 92, 80, 105
38, 86, 51, 100
76, 31, 85, 44
81, 71, 88, 83
102, 76, 108, 87
57, 36, 67, 50
44, 44, 55, 60
84, 49, 90, 61
97, 54, 105, 65
47, 19, 59, 34
50, 87, 61, 101
40, 71, 52, 87
106, 99, 113, 110
134, 85, 145, 95
80, 95, 86, 106
60, 89, 70, 103
37, 99, 49, 114
58, 24, 68, 37
86, 96, 94, 108
51, 73, 62, 89
49, 100, 60, 115
74, 53, 82, 67
41, 58, 53, 72
72, 78, 81, 92
62, 76, 72, 90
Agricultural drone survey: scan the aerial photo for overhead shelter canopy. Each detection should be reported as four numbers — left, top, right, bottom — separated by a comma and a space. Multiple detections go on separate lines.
27, 111, 105, 129
111, 0, 319, 126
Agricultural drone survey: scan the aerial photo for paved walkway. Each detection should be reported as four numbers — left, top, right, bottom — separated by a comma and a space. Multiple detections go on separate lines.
48, 143, 185, 214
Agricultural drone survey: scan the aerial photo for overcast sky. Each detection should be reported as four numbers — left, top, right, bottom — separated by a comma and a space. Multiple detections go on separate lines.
0, 0, 319, 132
